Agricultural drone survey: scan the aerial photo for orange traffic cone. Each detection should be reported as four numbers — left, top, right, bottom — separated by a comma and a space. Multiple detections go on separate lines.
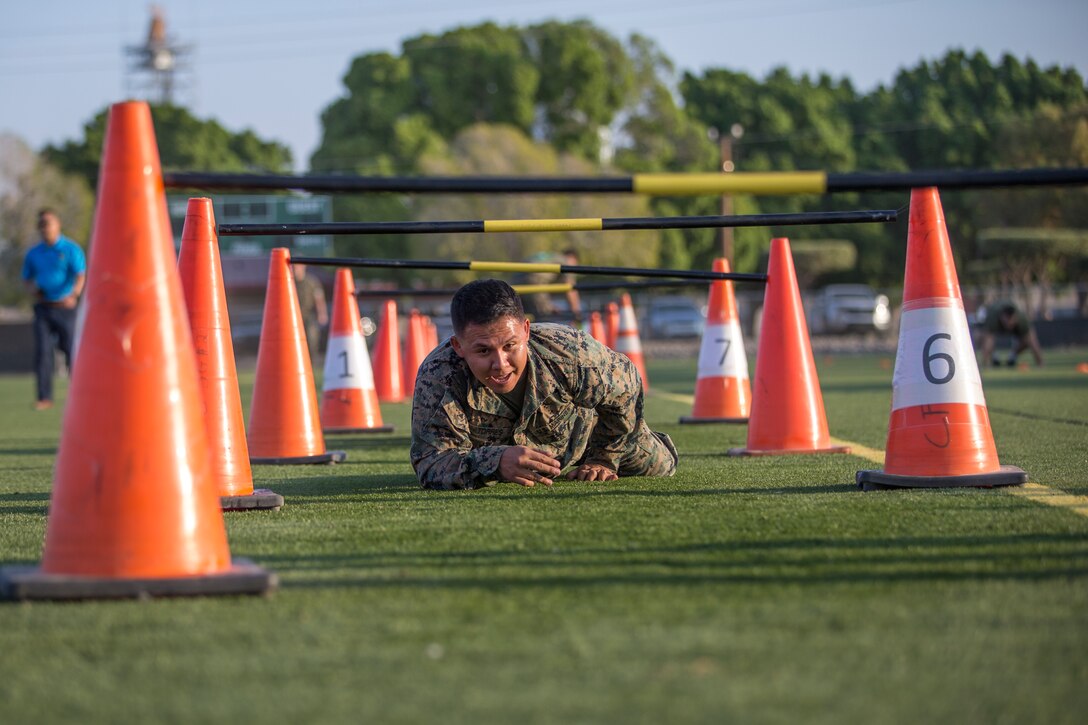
615, 293, 650, 389
426, 316, 439, 351
178, 198, 282, 510
372, 299, 405, 402
248, 248, 346, 464
857, 188, 1027, 490
0, 101, 274, 600
588, 311, 607, 345
402, 309, 428, 395
320, 268, 393, 434
728, 238, 849, 456
605, 302, 620, 349
681, 258, 751, 424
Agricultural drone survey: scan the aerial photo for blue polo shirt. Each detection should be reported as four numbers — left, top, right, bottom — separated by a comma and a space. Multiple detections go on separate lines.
22, 236, 86, 302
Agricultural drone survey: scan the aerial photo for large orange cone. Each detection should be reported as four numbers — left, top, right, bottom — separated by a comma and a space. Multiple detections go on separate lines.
320, 268, 393, 434
605, 302, 620, 349
858, 188, 1026, 490
371, 299, 405, 402
614, 293, 650, 389
681, 258, 751, 424
402, 309, 428, 395
728, 238, 848, 456
0, 101, 273, 600
248, 248, 346, 464
178, 198, 283, 510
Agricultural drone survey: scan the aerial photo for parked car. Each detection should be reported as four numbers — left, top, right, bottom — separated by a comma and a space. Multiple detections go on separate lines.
806, 284, 891, 335
645, 295, 705, 339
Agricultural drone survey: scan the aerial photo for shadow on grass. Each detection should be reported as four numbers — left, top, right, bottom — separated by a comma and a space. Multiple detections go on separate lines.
260, 473, 420, 501
987, 406, 1088, 428
330, 436, 412, 448
263, 531, 1088, 589
0, 446, 59, 456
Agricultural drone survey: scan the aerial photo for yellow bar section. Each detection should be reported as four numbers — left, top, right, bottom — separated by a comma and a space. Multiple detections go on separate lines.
633, 172, 827, 196
483, 218, 603, 233
512, 284, 573, 295
471, 261, 563, 274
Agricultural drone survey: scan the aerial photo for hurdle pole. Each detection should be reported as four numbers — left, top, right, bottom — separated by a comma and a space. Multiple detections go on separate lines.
288, 257, 768, 283
218, 209, 897, 237
352, 278, 736, 298
165, 167, 1088, 195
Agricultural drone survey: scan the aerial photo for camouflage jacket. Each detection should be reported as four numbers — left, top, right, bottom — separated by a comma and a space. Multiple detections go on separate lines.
410, 323, 675, 489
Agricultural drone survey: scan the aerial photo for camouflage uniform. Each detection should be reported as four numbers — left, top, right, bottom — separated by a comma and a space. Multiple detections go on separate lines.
411, 323, 677, 489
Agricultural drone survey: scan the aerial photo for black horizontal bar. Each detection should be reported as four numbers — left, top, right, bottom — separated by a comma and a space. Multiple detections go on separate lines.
219, 209, 896, 237
599, 209, 896, 230
827, 167, 1088, 191
353, 278, 743, 298
164, 171, 634, 194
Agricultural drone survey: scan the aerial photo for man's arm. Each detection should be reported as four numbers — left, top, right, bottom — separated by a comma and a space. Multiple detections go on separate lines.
57, 272, 85, 309
410, 386, 505, 489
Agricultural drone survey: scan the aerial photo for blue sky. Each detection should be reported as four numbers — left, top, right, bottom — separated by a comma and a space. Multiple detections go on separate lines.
1, 0, 1085, 171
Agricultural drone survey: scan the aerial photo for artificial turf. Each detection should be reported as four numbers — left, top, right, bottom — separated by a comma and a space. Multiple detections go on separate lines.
0, 348, 1085, 723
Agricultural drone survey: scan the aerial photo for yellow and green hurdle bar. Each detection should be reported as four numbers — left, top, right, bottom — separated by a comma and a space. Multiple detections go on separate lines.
169, 167, 1088, 196
285, 256, 768, 283
218, 208, 896, 238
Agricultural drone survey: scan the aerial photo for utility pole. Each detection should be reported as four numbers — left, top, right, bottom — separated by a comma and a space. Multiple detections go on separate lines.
714, 123, 744, 264
124, 6, 193, 105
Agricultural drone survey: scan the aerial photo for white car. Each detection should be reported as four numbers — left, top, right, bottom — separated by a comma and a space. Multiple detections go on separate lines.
645, 296, 706, 339
807, 284, 891, 335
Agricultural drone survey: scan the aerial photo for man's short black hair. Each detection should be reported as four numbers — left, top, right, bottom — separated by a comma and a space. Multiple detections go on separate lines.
451, 279, 525, 335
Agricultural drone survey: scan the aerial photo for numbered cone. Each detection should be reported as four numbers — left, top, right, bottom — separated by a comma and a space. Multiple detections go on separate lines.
248, 248, 346, 464
371, 299, 405, 402
178, 198, 282, 510
681, 258, 751, 424
605, 302, 620, 349
615, 293, 650, 389
0, 101, 274, 600
728, 238, 848, 456
857, 188, 1026, 490
321, 268, 393, 434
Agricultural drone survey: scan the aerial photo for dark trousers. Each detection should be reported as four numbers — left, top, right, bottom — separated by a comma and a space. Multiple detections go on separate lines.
33, 303, 76, 402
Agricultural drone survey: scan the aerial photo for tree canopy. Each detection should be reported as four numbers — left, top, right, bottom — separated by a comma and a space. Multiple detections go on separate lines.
45, 103, 293, 192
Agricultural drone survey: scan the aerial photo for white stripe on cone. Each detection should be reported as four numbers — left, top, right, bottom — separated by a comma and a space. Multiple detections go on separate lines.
322, 332, 377, 395
891, 305, 985, 411
697, 321, 749, 380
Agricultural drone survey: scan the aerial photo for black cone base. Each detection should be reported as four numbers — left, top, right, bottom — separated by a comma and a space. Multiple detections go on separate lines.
857, 465, 1028, 491
679, 416, 748, 425
221, 489, 284, 511
323, 425, 395, 435
250, 450, 347, 465
0, 559, 276, 601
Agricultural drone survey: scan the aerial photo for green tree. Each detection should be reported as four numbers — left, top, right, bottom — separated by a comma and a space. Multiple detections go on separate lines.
45, 103, 292, 191
526, 20, 634, 159
402, 124, 660, 287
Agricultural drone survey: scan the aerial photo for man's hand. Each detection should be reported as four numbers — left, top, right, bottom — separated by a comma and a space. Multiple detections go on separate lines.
564, 463, 618, 481
57, 294, 78, 309
499, 446, 562, 487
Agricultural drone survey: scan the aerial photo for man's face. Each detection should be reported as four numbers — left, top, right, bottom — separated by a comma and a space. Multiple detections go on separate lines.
451, 315, 530, 394
38, 213, 61, 244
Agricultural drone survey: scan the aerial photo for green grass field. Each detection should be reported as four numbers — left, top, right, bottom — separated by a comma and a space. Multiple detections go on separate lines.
1, 348, 1086, 723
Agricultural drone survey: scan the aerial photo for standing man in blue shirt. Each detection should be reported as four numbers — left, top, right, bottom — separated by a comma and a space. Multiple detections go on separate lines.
22, 208, 86, 410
